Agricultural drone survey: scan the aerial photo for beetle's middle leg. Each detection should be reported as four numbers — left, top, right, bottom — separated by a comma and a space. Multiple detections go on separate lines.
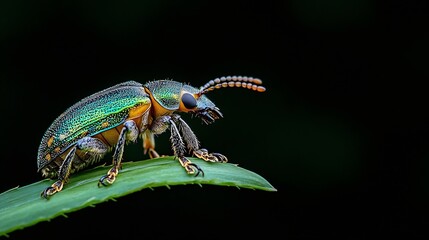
142, 129, 160, 159
143, 115, 172, 159
98, 120, 139, 186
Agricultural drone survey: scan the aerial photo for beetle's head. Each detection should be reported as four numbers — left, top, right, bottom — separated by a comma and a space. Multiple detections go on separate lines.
179, 76, 266, 125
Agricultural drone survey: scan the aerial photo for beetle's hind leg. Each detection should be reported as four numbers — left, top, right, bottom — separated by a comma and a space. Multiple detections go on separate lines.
41, 147, 77, 199
98, 120, 139, 187
41, 137, 108, 199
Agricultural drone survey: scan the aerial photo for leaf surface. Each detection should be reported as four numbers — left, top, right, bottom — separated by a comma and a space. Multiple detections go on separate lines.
0, 157, 276, 236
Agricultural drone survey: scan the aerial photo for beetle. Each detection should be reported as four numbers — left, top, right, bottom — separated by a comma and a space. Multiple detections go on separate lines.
37, 75, 266, 199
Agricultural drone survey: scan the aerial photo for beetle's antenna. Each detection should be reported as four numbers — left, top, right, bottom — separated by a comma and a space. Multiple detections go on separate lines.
197, 76, 266, 97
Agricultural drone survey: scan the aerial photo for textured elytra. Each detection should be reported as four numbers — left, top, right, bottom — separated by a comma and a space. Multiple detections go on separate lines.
37, 81, 150, 171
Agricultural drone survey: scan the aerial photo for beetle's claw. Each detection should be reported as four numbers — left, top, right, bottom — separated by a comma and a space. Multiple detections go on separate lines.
98, 174, 116, 187
178, 156, 204, 177
211, 153, 228, 163
98, 175, 108, 187
186, 162, 204, 177
98, 168, 118, 187
41, 180, 64, 199
41, 187, 54, 199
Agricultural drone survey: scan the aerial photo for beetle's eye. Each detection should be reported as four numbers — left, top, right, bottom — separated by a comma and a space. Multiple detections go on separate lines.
182, 93, 197, 109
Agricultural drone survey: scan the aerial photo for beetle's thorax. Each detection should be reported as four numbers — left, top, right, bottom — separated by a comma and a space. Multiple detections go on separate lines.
144, 86, 175, 117
143, 80, 184, 117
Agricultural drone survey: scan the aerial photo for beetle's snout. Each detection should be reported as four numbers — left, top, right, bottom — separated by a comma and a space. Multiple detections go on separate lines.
194, 107, 223, 125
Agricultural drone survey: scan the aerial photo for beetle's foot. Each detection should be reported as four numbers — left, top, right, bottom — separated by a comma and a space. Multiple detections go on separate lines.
41, 180, 64, 199
194, 149, 228, 163
98, 167, 119, 187
178, 157, 204, 177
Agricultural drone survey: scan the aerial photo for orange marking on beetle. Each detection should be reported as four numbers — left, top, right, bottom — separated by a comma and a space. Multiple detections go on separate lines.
128, 103, 151, 120
101, 122, 109, 128
79, 130, 89, 138
47, 136, 54, 147
45, 153, 51, 161
99, 128, 120, 147
54, 147, 61, 153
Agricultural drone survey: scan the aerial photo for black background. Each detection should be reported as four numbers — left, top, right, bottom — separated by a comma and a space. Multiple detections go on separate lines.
1, 0, 429, 239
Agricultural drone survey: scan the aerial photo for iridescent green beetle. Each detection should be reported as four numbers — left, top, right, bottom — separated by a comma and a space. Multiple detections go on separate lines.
37, 76, 266, 199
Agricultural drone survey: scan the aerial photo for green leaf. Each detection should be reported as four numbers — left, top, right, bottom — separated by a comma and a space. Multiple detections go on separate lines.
0, 157, 276, 236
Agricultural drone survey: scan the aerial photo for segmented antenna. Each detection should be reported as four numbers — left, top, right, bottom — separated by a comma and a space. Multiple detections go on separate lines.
197, 75, 266, 97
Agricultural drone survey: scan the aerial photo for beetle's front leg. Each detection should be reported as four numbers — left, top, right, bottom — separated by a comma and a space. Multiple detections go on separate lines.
98, 120, 139, 187
173, 115, 228, 163
169, 119, 204, 177
193, 148, 228, 163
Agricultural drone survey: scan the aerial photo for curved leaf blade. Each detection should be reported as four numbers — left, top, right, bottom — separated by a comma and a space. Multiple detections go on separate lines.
0, 157, 276, 236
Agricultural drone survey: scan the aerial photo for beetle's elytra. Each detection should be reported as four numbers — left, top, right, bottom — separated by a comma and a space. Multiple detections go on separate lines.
37, 76, 266, 199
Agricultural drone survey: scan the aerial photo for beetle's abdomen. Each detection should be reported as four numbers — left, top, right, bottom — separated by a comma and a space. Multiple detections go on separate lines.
40, 125, 126, 178
40, 146, 106, 178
